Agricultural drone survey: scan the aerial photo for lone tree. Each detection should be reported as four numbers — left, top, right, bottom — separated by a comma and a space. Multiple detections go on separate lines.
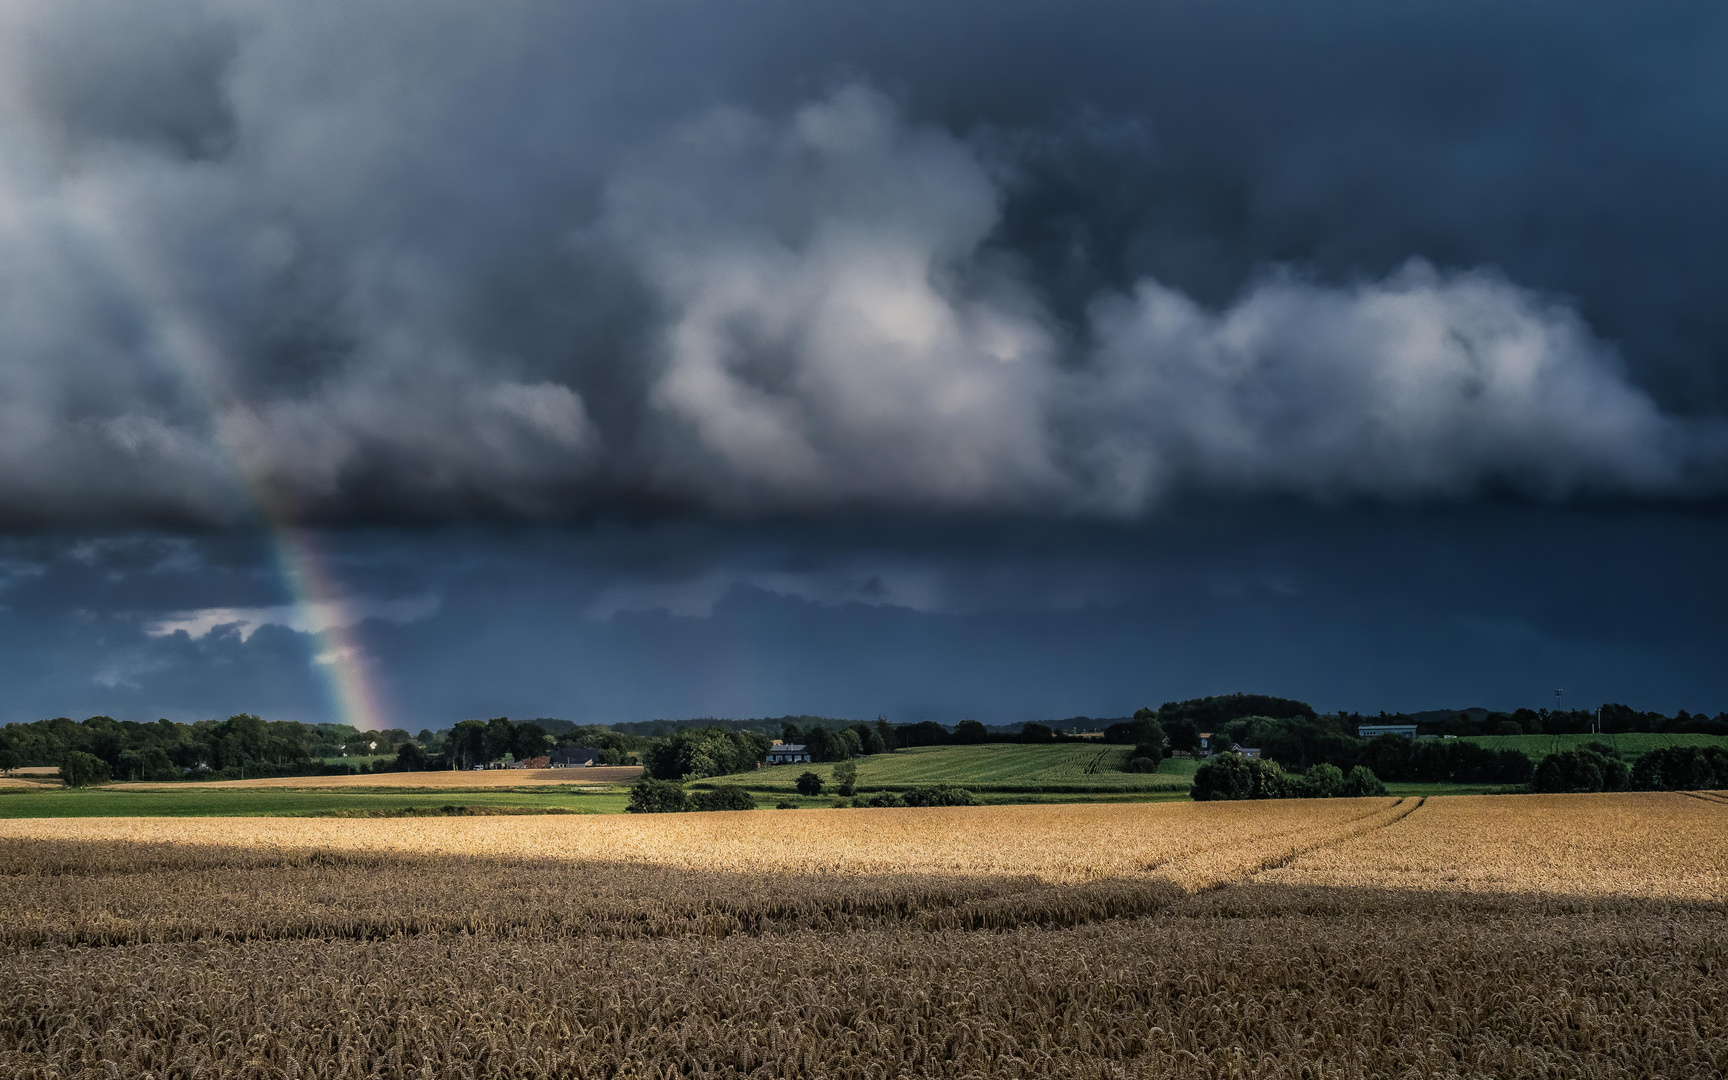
395, 742, 428, 771
953, 719, 989, 744
795, 771, 825, 796
833, 759, 859, 796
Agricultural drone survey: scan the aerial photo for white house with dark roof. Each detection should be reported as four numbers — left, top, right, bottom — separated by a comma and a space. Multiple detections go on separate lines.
764, 743, 811, 765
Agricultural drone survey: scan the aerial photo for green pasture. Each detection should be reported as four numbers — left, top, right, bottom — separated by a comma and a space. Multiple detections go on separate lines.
1459, 732, 1728, 760
0, 786, 632, 818
694, 743, 1199, 794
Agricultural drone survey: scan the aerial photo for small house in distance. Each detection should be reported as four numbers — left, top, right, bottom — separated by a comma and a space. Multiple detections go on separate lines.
549, 747, 604, 768
765, 743, 811, 765
1196, 734, 1262, 758
1358, 724, 1419, 740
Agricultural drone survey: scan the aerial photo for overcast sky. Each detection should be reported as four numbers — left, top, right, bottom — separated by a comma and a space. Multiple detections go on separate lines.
1, 0, 1725, 727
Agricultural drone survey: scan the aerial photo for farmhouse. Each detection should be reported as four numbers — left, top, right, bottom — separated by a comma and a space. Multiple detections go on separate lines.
1358, 724, 1419, 740
1196, 734, 1262, 758
765, 743, 811, 765
508, 756, 550, 770
548, 747, 604, 768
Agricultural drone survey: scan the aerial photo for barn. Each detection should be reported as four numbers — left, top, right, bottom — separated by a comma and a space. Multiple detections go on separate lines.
548, 747, 604, 768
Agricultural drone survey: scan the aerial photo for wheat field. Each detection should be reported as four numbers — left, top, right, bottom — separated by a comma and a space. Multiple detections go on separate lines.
2, 793, 1724, 1078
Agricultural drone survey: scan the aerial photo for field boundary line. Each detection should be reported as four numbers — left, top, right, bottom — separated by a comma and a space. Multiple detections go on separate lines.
1207, 796, 1426, 890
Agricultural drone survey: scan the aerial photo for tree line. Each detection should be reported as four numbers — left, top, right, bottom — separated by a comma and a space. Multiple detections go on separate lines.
10, 692, 1726, 789
0, 713, 654, 783
0, 714, 419, 782
1528, 743, 1728, 794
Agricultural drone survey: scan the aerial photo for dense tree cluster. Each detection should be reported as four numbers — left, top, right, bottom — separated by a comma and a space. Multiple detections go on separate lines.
1158, 694, 1318, 729
1213, 715, 1361, 772
1190, 753, 1386, 801
1528, 741, 1728, 793
57, 750, 110, 788
858, 785, 980, 807
0, 712, 661, 782
1357, 735, 1535, 785
1186, 712, 1533, 785
1348, 704, 1728, 738
779, 720, 887, 757
1102, 711, 1165, 748
0, 714, 416, 781
1530, 744, 1630, 793
1122, 743, 1164, 773
1164, 694, 1728, 743
625, 777, 692, 813
642, 728, 772, 781
1629, 745, 1728, 791
624, 778, 759, 812
427, 717, 643, 770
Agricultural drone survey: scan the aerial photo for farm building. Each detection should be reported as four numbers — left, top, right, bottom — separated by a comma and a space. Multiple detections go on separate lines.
1358, 724, 1419, 740
508, 756, 550, 770
548, 747, 604, 767
764, 743, 811, 765
1197, 734, 1262, 758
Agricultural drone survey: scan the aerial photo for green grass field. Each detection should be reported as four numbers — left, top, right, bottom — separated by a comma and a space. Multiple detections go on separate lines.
694, 743, 1200, 794
1459, 732, 1728, 759
0, 787, 631, 818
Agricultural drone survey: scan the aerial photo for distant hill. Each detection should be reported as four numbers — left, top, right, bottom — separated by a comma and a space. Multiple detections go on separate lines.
1398, 708, 1491, 726
609, 715, 856, 737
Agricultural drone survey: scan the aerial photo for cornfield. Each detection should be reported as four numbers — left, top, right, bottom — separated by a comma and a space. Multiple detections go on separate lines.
2, 793, 1724, 1077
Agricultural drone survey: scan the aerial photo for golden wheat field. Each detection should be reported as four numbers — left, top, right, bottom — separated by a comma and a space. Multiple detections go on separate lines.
2, 793, 1725, 1078
0, 775, 55, 790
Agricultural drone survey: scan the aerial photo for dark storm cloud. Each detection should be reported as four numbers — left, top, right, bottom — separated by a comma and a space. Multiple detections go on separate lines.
1, 0, 1726, 529
6, 512, 1727, 726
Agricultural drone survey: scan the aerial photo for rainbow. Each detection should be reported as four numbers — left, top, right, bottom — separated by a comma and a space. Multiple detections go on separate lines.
266, 527, 392, 732
80, 199, 393, 732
